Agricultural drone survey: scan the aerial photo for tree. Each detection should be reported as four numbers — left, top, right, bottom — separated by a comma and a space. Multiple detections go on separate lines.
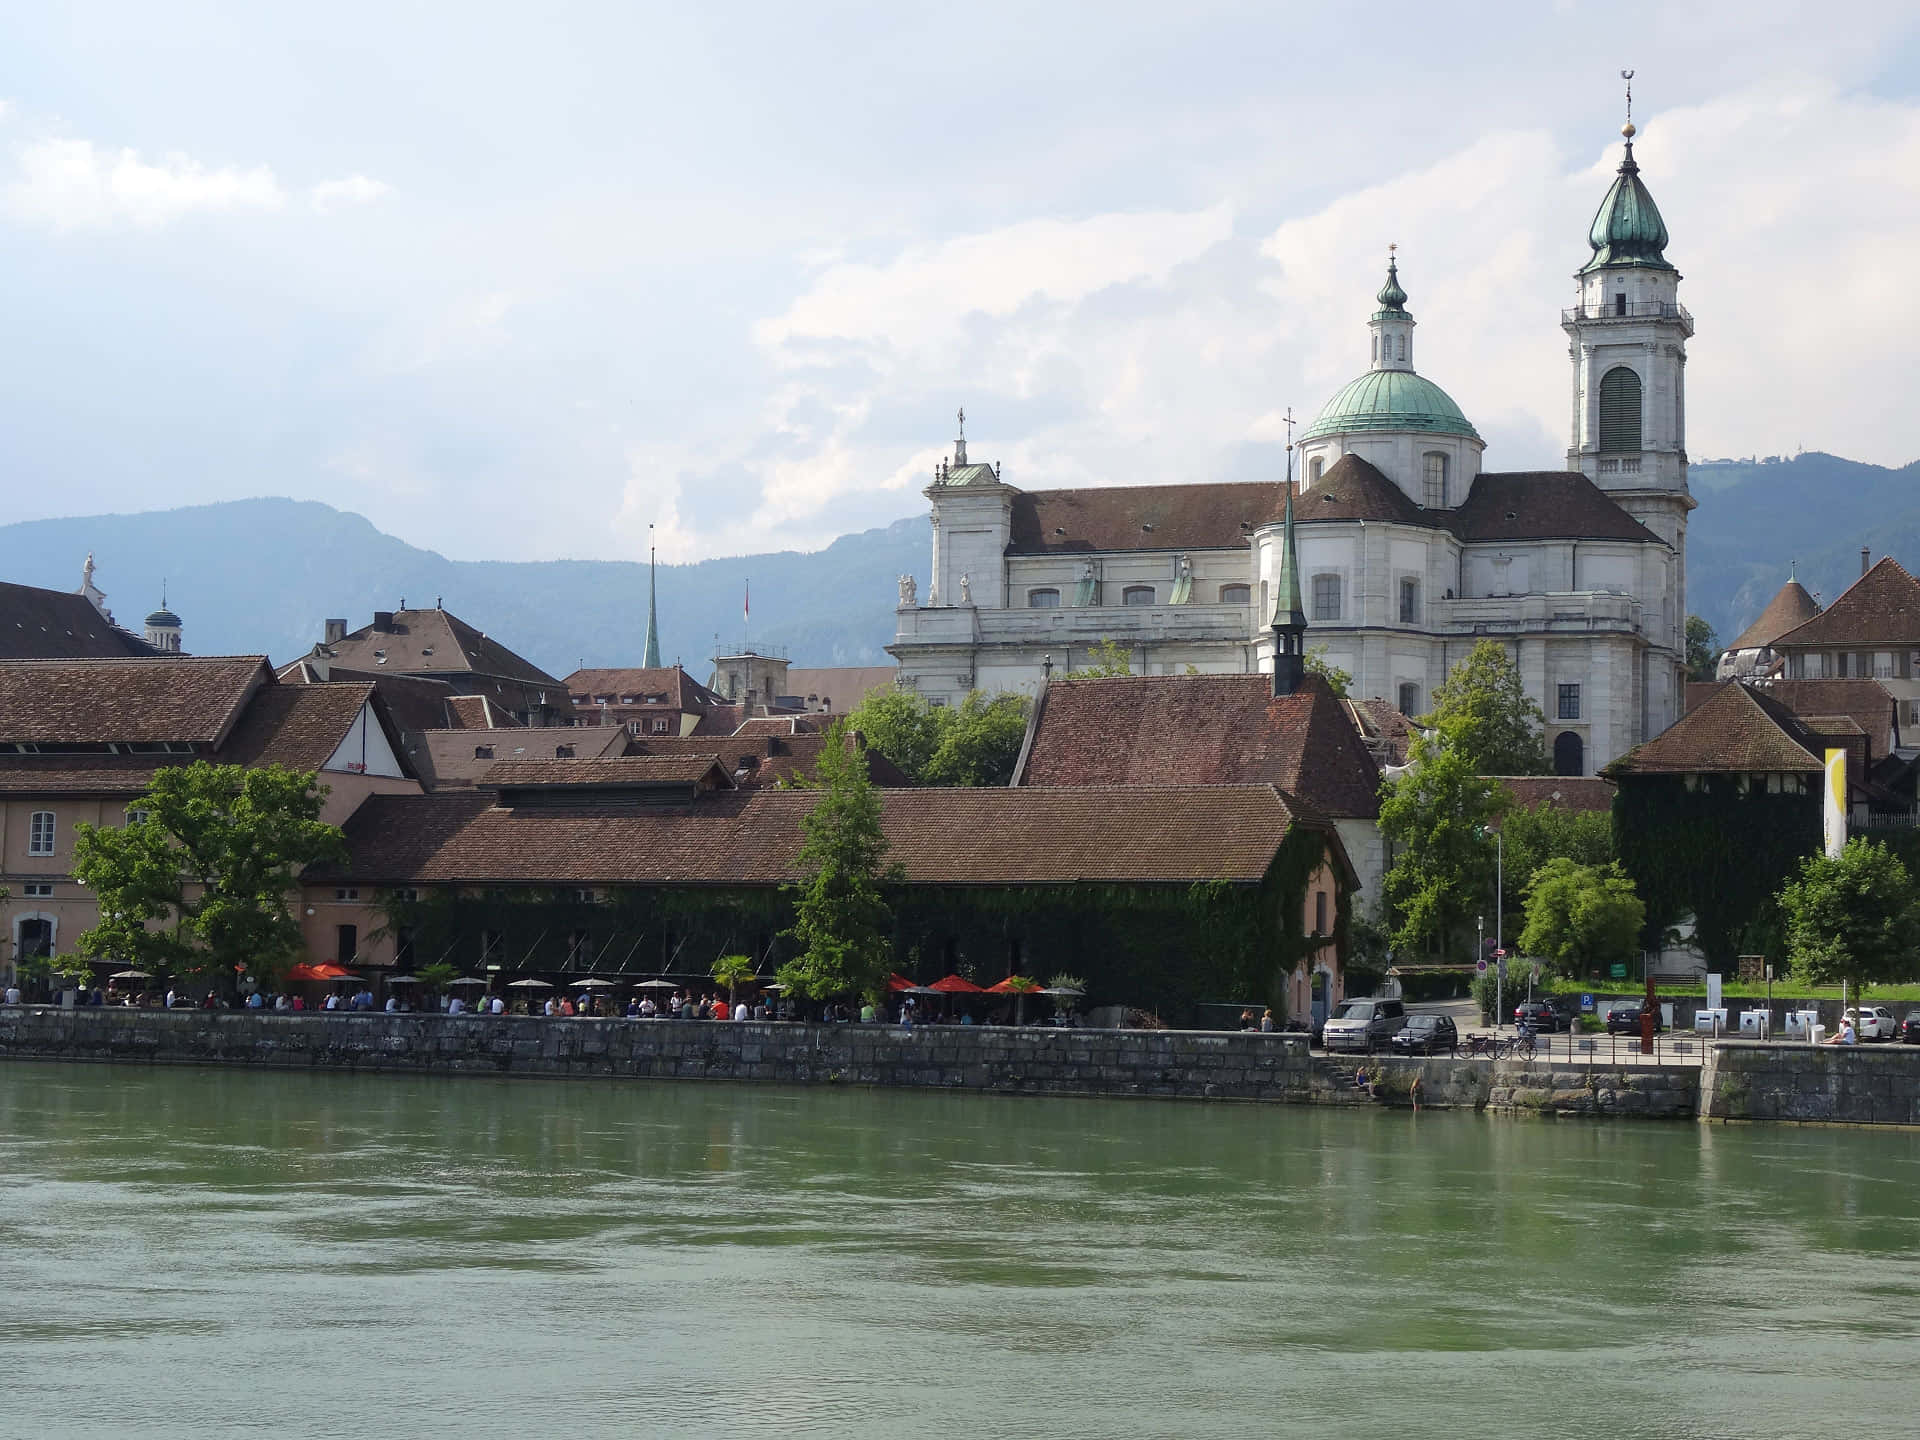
1421, 640, 1549, 775
712, 953, 756, 1005
922, 691, 1030, 787
1377, 736, 1507, 962
1685, 615, 1718, 682
778, 720, 902, 1004
1305, 646, 1351, 698
843, 688, 947, 782
1066, 639, 1132, 678
1498, 803, 1613, 919
1517, 859, 1645, 978
1777, 838, 1920, 996
70, 762, 345, 987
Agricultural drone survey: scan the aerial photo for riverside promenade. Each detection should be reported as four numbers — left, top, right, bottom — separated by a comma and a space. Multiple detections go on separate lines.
2, 1007, 1915, 1125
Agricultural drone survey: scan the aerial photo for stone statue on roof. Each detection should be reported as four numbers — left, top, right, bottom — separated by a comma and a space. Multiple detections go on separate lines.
959, 572, 972, 605
898, 574, 916, 606
1170, 554, 1194, 606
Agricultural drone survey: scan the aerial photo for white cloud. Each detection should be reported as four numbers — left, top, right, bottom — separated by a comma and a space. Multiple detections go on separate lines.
4, 137, 285, 229
310, 173, 390, 214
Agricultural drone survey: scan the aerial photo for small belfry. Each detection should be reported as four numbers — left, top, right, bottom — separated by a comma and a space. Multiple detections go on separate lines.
1370, 244, 1414, 372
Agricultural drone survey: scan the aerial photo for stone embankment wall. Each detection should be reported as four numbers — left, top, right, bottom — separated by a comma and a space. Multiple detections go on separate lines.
1312, 1054, 1699, 1118
1701, 1040, 1920, 1125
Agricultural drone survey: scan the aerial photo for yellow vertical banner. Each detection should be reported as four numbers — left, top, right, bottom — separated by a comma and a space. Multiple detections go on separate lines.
1824, 748, 1847, 859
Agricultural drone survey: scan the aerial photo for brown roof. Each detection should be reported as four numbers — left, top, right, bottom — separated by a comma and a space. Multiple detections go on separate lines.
562, 666, 720, 711
1752, 678, 1898, 760
1015, 672, 1382, 818
1728, 579, 1823, 652
1446, 472, 1661, 544
626, 732, 910, 789
1007, 483, 1274, 555
1343, 698, 1416, 766
1683, 681, 1719, 714
478, 756, 733, 789
443, 694, 522, 729
1289, 455, 1428, 526
1495, 776, 1616, 815
323, 608, 560, 688
405, 725, 632, 790
319, 784, 1318, 888
0, 581, 159, 659
0, 754, 169, 795
732, 716, 824, 737
1606, 682, 1822, 776
0, 656, 269, 746
781, 667, 897, 712
1773, 558, 1920, 649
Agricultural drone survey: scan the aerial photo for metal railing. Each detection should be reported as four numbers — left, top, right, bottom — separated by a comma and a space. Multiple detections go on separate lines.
1562, 300, 1693, 324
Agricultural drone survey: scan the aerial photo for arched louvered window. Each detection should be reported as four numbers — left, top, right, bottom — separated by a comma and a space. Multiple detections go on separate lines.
1599, 366, 1642, 453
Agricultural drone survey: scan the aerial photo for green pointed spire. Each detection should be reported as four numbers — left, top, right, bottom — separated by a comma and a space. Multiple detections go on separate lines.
1271, 481, 1306, 630
642, 537, 662, 668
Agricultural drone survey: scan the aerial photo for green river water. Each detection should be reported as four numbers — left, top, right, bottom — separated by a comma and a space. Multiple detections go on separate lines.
2, 1062, 1918, 1439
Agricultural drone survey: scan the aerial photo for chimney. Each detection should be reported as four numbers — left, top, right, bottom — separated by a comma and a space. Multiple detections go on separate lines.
372, 611, 394, 632
324, 618, 347, 645
1862, 547, 1871, 577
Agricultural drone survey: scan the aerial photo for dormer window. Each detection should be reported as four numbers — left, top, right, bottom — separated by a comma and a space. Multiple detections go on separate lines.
555, 744, 575, 758
474, 745, 494, 759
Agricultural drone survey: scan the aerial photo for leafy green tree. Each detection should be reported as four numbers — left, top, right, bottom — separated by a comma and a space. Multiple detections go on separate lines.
1305, 646, 1351, 698
1378, 736, 1507, 962
923, 691, 1030, 787
1517, 859, 1645, 978
712, 953, 757, 1004
778, 720, 903, 1004
1420, 640, 1549, 775
1778, 838, 1920, 996
1499, 803, 1614, 919
1066, 639, 1132, 678
842, 688, 948, 781
70, 762, 345, 987
1685, 615, 1719, 682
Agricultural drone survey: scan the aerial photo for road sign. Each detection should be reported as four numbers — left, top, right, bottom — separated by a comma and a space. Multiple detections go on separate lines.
1476, 958, 1488, 975
1493, 948, 1507, 959
1580, 993, 1595, 1012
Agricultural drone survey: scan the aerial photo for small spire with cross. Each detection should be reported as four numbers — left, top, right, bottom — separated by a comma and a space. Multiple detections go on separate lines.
954, 406, 967, 466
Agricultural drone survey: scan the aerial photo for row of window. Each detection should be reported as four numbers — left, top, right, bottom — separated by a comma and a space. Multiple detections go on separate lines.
1372, 333, 1408, 364
17, 808, 148, 857
1027, 584, 1251, 609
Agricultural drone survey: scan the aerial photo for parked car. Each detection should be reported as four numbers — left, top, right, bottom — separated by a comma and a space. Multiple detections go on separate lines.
1390, 1013, 1458, 1056
1845, 1005, 1899, 1042
1513, 1000, 1567, 1033
1321, 997, 1407, 1053
1900, 1013, 1920, 1045
1606, 1002, 1662, 1035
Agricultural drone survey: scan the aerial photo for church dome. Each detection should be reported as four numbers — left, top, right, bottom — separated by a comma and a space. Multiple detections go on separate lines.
1300, 369, 1482, 443
1581, 141, 1673, 274
145, 607, 181, 628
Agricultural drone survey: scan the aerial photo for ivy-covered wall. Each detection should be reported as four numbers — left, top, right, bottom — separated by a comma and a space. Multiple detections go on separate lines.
1612, 774, 1820, 967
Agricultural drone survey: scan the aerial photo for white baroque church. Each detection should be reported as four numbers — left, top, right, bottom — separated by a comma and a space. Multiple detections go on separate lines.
889, 119, 1692, 776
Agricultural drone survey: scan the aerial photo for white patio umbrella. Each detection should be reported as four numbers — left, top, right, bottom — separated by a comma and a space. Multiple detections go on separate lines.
635, 979, 679, 990
446, 976, 489, 988
572, 978, 614, 989
506, 978, 553, 990
108, 969, 153, 981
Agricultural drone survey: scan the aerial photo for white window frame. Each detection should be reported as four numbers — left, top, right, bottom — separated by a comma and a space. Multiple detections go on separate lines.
28, 811, 55, 856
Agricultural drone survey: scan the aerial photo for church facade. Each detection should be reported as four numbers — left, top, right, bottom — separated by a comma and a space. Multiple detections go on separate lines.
888, 121, 1692, 776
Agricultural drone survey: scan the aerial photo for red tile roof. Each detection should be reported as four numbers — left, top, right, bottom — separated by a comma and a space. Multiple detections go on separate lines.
318, 784, 1320, 888
733, 716, 824, 737
407, 725, 632, 790
0, 656, 269, 746
1290, 455, 1426, 525
1727, 579, 1823, 652
1015, 672, 1382, 818
478, 756, 734, 789
1752, 678, 1898, 760
1008, 483, 1273, 554
1495, 776, 1615, 814
1772, 557, 1920, 649
1607, 682, 1823, 776
443, 694, 522, 729
625, 732, 910, 788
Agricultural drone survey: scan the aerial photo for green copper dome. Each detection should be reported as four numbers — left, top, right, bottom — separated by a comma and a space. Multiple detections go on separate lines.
1300, 369, 1482, 443
1374, 257, 1407, 313
1581, 141, 1673, 274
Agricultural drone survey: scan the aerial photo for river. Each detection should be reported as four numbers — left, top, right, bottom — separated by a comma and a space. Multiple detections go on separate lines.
1, 1062, 1917, 1438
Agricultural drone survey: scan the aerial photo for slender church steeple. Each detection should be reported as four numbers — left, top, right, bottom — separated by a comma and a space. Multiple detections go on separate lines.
1271, 412, 1307, 697
642, 526, 663, 669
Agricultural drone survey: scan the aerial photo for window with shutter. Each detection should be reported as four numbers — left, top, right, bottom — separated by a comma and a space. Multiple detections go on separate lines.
1598, 367, 1642, 453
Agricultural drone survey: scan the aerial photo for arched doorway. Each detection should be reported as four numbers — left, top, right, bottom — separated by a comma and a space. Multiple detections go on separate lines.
1553, 730, 1585, 777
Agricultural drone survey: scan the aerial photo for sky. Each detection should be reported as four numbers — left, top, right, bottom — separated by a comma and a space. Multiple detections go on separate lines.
1, 0, 1917, 566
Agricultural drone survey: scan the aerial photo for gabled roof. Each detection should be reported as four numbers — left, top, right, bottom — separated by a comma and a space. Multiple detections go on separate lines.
216, 683, 403, 774
323, 609, 560, 688
295, 666, 461, 736
1342, 698, 1416, 767
317, 784, 1323, 888
1772, 557, 1920, 649
733, 715, 825, 737
1015, 672, 1382, 818
1289, 455, 1428, 526
562, 666, 720, 712
1447, 472, 1662, 544
1495, 776, 1616, 814
444, 694, 522, 729
627, 731, 911, 789
1606, 681, 1823, 776
406, 725, 633, 790
0, 656, 269, 746
478, 756, 734, 790
1728, 579, 1823, 652
1006, 483, 1274, 555
1752, 678, 1898, 761
0, 581, 159, 659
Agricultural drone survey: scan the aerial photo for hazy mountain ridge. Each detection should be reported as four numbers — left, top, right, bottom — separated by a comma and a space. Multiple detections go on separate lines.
3, 452, 1916, 674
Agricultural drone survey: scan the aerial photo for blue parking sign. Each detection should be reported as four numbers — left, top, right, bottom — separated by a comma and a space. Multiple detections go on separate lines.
1579, 993, 1595, 1013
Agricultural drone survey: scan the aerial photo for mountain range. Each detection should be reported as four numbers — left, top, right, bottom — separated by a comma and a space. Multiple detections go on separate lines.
1, 450, 1914, 676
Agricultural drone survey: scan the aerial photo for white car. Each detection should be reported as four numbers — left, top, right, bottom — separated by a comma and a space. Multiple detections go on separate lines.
1845, 1005, 1899, 1042
1321, 997, 1406, 1053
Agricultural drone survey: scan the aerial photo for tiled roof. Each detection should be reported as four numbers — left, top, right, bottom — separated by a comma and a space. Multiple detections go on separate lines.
315, 668, 461, 736
0, 754, 168, 795
732, 716, 824, 737
1007, 483, 1274, 555
443, 694, 521, 729
216, 683, 385, 772
478, 755, 733, 789
323, 608, 560, 688
407, 725, 633, 790
0, 581, 159, 659
1772, 558, 1920, 649
1495, 776, 1615, 814
1727, 579, 1822, 652
1343, 698, 1416, 766
1683, 681, 1719, 715
1289, 455, 1429, 526
561, 666, 720, 712
1015, 672, 1382, 818
626, 732, 911, 789
317, 784, 1316, 888
1606, 682, 1822, 776
1446, 472, 1661, 544
778, 668, 898, 712
0, 656, 269, 746
1753, 678, 1897, 760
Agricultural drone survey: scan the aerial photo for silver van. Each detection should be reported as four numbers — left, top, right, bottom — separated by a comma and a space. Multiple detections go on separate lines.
1322, 997, 1407, 1053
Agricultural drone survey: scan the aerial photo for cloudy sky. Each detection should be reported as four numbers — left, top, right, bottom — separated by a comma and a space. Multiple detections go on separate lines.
1, 1, 1917, 564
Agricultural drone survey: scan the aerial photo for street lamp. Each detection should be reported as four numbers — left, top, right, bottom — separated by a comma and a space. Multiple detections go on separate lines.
1477, 825, 1504, 1027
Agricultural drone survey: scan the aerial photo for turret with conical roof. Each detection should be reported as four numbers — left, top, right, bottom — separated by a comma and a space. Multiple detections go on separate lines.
1270, 468, 1307, 697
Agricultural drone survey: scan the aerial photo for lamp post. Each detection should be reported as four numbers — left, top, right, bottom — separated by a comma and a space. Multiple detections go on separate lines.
1477, 825, 1504, 1027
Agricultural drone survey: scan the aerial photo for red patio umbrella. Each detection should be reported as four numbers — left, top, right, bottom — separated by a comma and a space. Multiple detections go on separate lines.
288, 962, 358, 982
930, 975, 984, 993
886, 973, 916, 992
985, 975, 1037, 994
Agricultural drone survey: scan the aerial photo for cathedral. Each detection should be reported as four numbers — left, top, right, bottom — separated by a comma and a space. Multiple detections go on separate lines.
888, 117, 1691, 776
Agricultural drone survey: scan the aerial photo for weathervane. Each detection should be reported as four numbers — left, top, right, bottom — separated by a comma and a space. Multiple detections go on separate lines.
954, 405, 968, 466
1621, 69, 1636, 140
